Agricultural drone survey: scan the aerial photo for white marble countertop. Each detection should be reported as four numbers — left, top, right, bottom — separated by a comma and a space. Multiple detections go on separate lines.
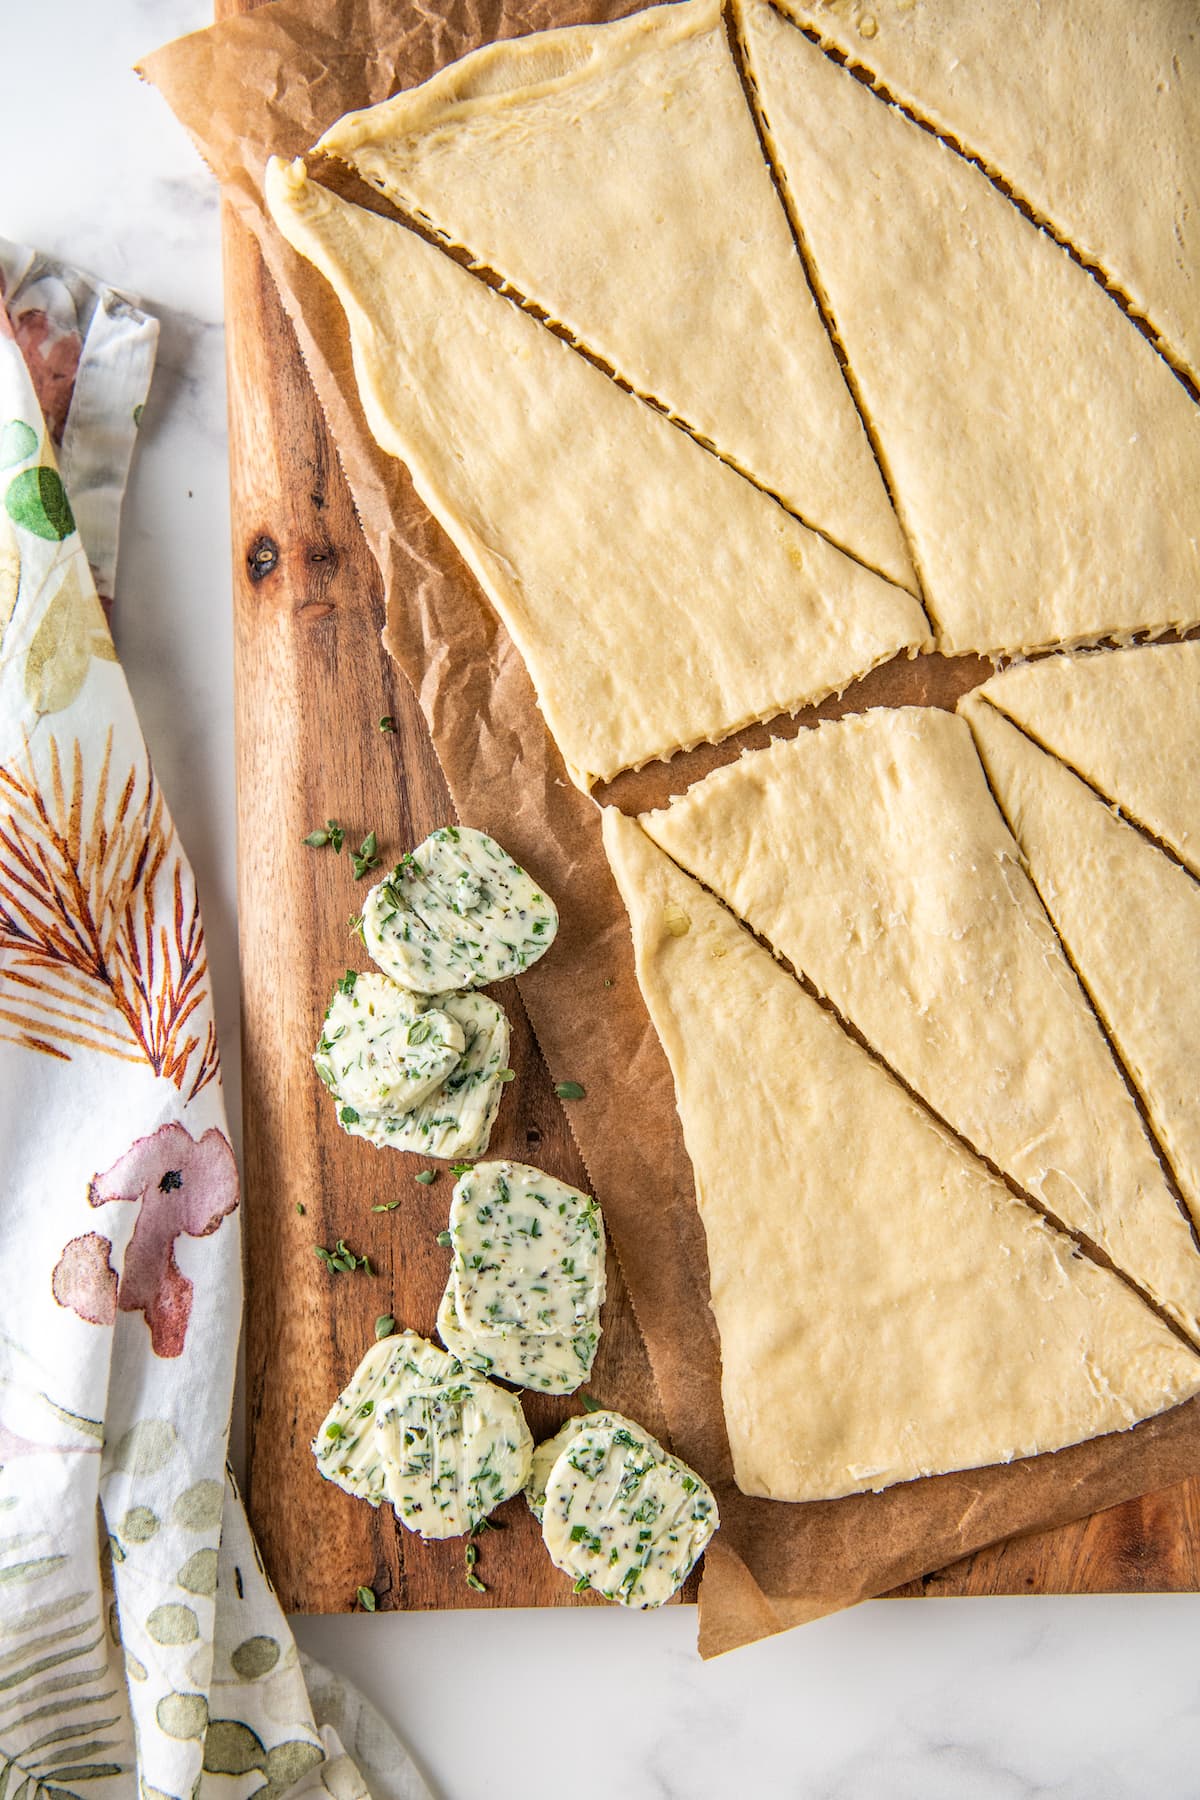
5, 6, 1200, 1796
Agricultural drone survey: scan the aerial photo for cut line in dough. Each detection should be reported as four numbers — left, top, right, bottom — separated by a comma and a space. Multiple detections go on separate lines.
973, 644, 1200, 881
317, 0, 917, 592
963, 693, 1200, 1256
735, 0, 1200, 659
770, 0, 1200, 395
602, 807, 1200, 1503
265, 156, 930, 790
642, 707, 1200, 1346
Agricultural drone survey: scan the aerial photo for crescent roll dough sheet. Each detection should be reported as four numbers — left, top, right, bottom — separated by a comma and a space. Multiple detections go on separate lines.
974, 644, 1200, 879
643, 708, 1200, 1345
773, 0, 1200, 390
736, 0, 1200, 658
265, 157, 930, 790
317, 0, 915, 590
963, 694, 1200, 1241
602, 808, 1200, 1503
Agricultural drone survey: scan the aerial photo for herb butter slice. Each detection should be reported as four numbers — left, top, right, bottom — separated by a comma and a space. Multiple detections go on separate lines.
311, 1334, 419, 1506
313, 971, 464, 1119
334, 991, 511, 1161
541, 1417, 718, 1607
449, 1160, 606, 1339
525, 1410, 626, 1522
373, 1331, 533, 1538
437, 1279, 600, 1394
363, 826, 558, 993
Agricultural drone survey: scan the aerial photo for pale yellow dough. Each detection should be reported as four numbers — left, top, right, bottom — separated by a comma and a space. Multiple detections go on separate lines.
318, 0, 915, 591
736, 0, 1200, 658
975, 645, 1200, 880
265, 157, 929, 790
963, 694, 1200, 1243
602, 808, 1200, 1503
643, 708, 1200, 1344
775, 0, 1200, 390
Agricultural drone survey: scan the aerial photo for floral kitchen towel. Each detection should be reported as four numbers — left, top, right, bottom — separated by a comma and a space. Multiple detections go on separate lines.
0, 244, 418, 1800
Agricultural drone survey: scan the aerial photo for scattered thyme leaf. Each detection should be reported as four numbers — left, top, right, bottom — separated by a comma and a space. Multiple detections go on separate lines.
378, 715, 396, 733
465, 1569, 487, 1594
372, 1200, 400, 1212
356, 1585, 377, 1612
496, 1068, 516, 1084
301, 828, 330, 848
436, 1230, 452, 1248
465, 1542, 478, 1569
415, 1169, 437, 1186
352, 831, 381, 881
554, 1081, 586, 1101
580, 1394, 603, 1413
295, 1202, 306, 1216
375, 1314, 396, 1340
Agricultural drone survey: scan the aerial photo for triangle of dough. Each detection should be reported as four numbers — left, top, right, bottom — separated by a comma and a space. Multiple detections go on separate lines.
642, 707, 1200, 1343
975, 644, 1200, 879
265, 158, 930, 791
963, 693, 1200, 1247
317, 0, 915, 593
735, 0, 1200, 658
603, 807, 1200, 1502
773, 0, 1200, 391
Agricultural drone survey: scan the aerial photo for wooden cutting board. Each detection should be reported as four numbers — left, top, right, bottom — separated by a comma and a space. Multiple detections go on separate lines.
220, 0, 1200, 1616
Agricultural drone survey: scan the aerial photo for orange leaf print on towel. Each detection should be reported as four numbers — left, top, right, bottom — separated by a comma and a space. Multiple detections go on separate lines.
0, 729, 219, 1096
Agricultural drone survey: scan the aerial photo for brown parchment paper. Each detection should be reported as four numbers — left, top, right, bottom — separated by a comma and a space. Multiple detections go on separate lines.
141, 0, 1200, 1657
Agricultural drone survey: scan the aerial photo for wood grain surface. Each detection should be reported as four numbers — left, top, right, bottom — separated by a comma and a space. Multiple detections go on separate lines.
219, 0, 1200, 1615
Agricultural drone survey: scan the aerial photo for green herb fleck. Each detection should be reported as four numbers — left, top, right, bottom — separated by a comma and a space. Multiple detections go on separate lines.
554, 1080, 586, 1101
415, 1169, 437, 1186
372, 1200, 400, 1212
436, 1230, 452, 1248
295, 1202, 306, 1216
356, 1585, 377, 1612
348, 912, 365, 941
451, 1163, 474, 1178
325, 1422, 344, 1441
496, 1068, 516, 1084
375, 1314, 396, 1340
580, 1394, 603, 1413
378, 715, 396, 733
572, 1574, 591, 1593
352, 831, 381, 881
340, 1105, 361, 1126
316, 1237, 371, 1274
465, 1568, 487, 1594
336, 969, 358, 996
303, 818, 345, 853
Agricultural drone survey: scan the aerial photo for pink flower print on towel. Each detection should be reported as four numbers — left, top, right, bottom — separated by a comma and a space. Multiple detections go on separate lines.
53, 1122, 239, 1357
52, 1229, 119, 1325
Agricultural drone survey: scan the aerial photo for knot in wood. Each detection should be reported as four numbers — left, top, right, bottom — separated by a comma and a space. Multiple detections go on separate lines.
247, 534, 279, 583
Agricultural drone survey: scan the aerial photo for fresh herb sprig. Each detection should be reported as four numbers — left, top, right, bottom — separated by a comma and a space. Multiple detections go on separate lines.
352, 831, 381, 881
314, 1237, 374, 1275
302, 819, 345, 852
